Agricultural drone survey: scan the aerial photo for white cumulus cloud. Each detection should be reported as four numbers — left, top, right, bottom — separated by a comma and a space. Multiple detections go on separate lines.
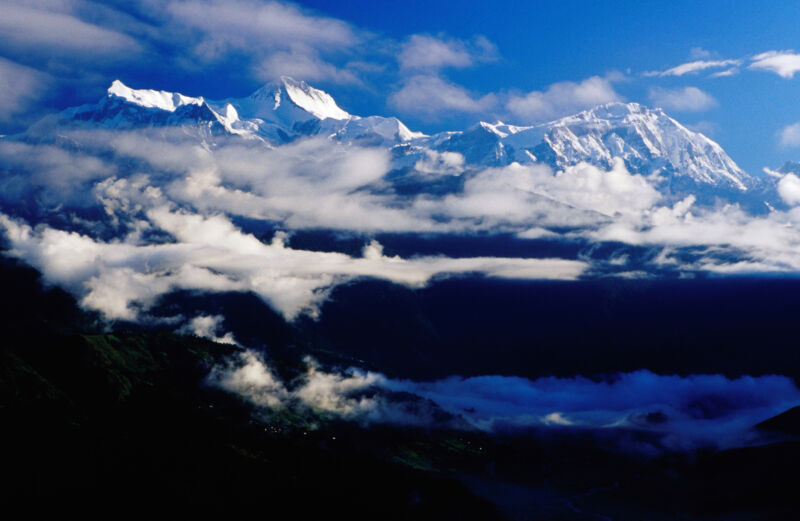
388, 75, 497, 120
777, 173, 800, 206
398, 34, 497, 71
506, 76, 621, 123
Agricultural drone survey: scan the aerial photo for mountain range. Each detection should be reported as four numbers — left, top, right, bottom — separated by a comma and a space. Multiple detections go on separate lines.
27, 76, 779, 210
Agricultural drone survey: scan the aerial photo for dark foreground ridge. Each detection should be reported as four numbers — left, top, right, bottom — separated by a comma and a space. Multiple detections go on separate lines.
1, 254, 799, 520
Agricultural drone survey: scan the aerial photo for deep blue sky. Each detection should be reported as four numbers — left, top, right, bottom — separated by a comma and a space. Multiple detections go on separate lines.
2, 0, 800, 174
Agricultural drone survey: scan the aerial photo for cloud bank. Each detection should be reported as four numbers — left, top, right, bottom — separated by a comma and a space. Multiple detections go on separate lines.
0, 208, 586, 321
211, 350, 800, 451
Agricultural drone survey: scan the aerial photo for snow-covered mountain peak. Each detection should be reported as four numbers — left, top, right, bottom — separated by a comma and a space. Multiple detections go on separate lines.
280, 76, 350, 120
516, 101, 754, 193
247, 76, 350, 121
106, 80, 204, 112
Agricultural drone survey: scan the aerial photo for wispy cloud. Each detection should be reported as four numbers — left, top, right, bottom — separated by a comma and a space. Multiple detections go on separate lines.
388, 75, 497, 120
689, 47, 713, 60
256, 51, 361, 84
161, 0, 361, 82
178, 314, 237, 344
646, 49, 800, 80
779, 122, 800, 147
648, 86, 717, 112
164, 0, 358, 55
0, 57, 50, 123
8, 115, 800, 322
646, 59, 741, 77
0, 1, 141, 59
397, 34, 497, 71
749, 50, 800, 78
710, 67, 739, 78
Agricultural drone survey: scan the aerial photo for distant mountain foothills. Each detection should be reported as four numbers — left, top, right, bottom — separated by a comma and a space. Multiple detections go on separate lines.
21, 76, 788, 211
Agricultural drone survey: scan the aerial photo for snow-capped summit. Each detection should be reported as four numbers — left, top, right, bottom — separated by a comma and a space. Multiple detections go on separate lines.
228, 76, 350, 123
273, 76, 350, 120
209, 77, 428, 145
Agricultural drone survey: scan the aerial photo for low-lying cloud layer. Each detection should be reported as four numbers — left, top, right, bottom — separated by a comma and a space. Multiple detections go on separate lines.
211, 350, 800, 451
0, 207, 586, 320
6, 126, 800, 322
